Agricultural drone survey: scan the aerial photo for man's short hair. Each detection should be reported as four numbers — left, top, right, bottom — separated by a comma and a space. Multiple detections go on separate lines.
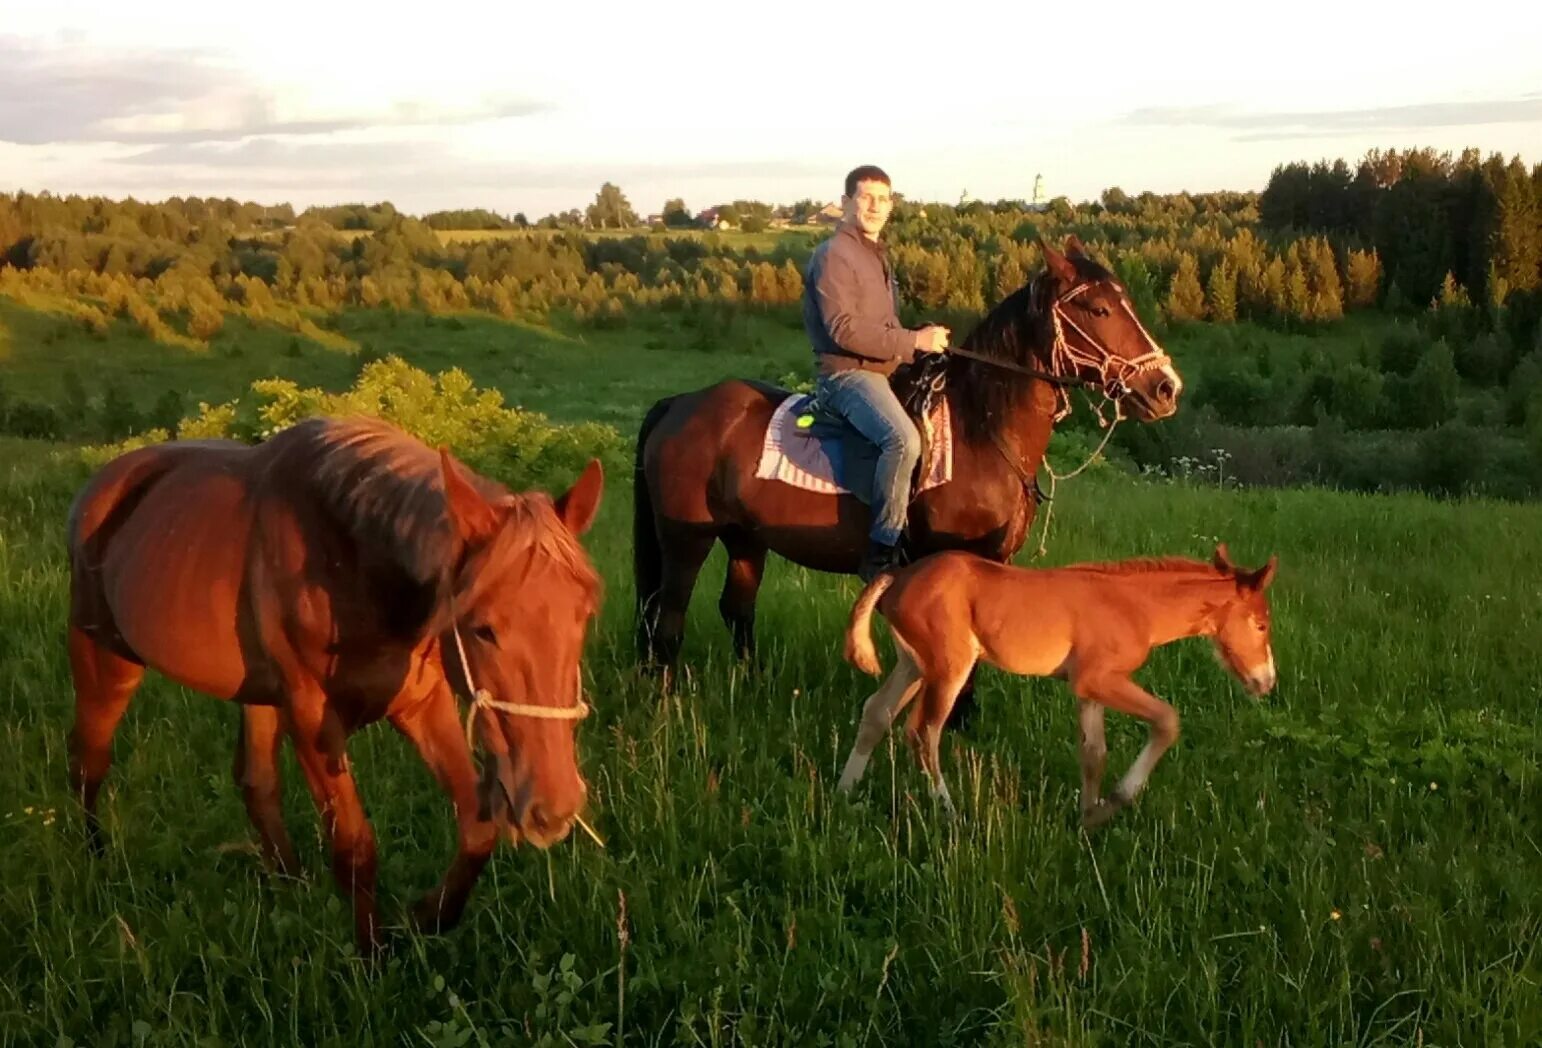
844, 165, 892, 198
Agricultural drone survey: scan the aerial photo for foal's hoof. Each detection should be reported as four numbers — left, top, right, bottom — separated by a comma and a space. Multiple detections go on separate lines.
1080, 799, 1122, 831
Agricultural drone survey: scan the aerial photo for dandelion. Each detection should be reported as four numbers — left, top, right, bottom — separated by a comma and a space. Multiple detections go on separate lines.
1429, 782, 1438, 792
1330, 910, 1342, 921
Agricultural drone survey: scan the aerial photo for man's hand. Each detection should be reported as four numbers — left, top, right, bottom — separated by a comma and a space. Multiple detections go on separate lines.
913, 325, 950, 354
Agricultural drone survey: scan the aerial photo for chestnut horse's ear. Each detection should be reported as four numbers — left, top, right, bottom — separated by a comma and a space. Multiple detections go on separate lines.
554, 458, 604, 536
1064, 234, 1089, 258
1212, 543, 1235, 574
1039, 238, 1077, 287
439, 447, 504, 546
1249, 555, 1278, 591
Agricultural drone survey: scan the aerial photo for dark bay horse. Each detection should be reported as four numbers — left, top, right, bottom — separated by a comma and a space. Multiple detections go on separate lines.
634, 237, 1183, 683
66, 416, 604, 955
840, 545, 1278, 827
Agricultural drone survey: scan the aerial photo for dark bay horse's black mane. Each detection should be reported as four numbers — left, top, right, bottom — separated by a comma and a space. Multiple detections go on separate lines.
892, 253, 1113, 445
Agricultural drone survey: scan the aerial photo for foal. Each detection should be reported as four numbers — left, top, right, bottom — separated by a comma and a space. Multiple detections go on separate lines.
837, 545, 1277, 828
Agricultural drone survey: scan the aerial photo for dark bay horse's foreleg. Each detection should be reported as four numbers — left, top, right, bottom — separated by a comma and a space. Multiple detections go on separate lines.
718, 532, 767, 661
67, 627, 145, 853
1073, 674, 1180, 830
234, 704, 301, 876
286, 698, 382, 955
389, 688, 498, 935
650, 525, 716, 679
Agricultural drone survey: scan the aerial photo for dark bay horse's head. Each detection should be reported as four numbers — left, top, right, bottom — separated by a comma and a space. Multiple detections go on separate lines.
1207, 544, 1278, 697
1040, 236, 1182, 421
440, 452, 605, 848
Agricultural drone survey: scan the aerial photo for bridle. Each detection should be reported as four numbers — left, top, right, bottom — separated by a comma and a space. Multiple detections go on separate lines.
947, 274, 1172, 422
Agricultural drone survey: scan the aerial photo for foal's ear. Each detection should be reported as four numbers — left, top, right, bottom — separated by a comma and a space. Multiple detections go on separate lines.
1039, 238, 1077, 287
555, 458, 604, 536
1064, 234, 1089, 258
1248, 555, 1279, 591
1212, 543, 1235, 574
440, 447, 504, 546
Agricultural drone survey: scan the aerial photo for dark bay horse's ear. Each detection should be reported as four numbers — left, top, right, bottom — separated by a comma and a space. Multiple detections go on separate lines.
1064, 234, 1089, 258
555, 459, 604, 536
1212, 543, 1235, 574
1248, 555, 1279, 591
1039, 238, 1078, 288
439, 446, 504, 546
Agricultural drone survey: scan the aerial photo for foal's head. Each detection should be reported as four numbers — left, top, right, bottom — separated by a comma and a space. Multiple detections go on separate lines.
1207, 544, 1278, 696
441, 453, 605, 848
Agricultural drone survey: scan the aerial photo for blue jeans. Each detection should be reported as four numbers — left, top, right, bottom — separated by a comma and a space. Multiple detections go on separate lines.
814, 369, 921, 546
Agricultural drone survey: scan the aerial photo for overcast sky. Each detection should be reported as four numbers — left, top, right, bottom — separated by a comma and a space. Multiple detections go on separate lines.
3, 1, 1539, 217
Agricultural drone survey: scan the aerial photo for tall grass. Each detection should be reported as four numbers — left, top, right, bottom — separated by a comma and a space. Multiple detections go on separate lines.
2, 434, 1537, 1044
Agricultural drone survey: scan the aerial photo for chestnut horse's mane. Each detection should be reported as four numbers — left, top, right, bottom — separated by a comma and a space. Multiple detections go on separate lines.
273, 416, 597, 596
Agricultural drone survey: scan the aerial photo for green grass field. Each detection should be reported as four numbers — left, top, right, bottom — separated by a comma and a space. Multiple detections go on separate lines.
0, 302, 1538, 1045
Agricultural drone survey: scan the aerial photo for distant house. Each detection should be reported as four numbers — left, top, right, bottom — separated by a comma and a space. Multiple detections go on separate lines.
813, 202, 843, 225
696, 207, 735, 230
645, 213, 664, 227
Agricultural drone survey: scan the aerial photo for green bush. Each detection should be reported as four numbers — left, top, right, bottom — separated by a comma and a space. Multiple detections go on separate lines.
88, 356, 623, 492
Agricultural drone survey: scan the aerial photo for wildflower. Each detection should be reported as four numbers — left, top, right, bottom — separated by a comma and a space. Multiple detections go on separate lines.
1330, 910, 1342, 921
1428, 782, 1438, 792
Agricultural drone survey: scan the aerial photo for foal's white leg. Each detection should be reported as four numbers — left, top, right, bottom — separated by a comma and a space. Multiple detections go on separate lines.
838, 651, 922, 792
1072, 674, 1180, 830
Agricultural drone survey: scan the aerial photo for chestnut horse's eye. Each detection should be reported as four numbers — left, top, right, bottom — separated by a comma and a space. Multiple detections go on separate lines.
1089, 305, 1110, 317
1255, 620, 1268, 633
472, 623, 499, 645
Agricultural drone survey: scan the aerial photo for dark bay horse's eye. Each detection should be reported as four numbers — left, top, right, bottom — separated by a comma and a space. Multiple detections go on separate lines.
473, 623, 499, 646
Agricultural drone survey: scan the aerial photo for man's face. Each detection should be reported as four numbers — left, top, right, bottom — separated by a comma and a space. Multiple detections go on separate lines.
842, 179, 894, 239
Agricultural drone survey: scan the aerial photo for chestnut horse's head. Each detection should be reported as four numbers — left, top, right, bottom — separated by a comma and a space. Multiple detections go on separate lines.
1207, 544, 1278, 696
439, 452, 605, 848
1039, 235, 1182, 421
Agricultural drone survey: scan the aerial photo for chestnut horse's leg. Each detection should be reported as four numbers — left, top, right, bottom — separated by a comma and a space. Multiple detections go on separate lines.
943, 666, 981, 733
1075, 699, 1109, 824
233, 704, 301, 877
1072, 674, 1180, 830
718, 532, 767, 661
67, 627, 145, 853
285, 699, 382, 956
388, 688, 498, 935
837, 649, 923, 793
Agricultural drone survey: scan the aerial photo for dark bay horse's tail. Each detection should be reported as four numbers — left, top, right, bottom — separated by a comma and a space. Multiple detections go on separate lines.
634, 396, 676, 660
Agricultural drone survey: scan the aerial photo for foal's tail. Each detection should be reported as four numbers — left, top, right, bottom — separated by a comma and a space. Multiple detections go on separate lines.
633, 395, 676, 661
844, 573, 896, 676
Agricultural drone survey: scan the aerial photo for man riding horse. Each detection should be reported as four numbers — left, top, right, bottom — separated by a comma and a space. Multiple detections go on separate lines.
803, 164, 949, 582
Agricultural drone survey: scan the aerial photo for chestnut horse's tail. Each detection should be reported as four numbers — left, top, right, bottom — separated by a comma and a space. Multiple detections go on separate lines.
633, 395, 676, 660
844, 573, 896, 676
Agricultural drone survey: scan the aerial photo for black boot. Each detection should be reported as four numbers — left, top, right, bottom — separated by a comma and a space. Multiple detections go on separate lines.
858, 540, 903, 584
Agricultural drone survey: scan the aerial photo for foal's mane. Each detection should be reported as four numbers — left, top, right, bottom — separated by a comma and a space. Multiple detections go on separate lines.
1060, 556, 1219, 578
271, 416, 595, 596
894, 252, 1116, 445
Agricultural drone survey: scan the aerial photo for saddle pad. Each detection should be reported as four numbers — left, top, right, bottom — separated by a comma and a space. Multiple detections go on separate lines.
753, 393, 953, 496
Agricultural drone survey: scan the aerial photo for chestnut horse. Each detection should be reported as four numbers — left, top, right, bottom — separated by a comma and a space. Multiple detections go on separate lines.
634, 238, 1183, 698
838, 545, 1278, 828
66, 416, 604, 954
